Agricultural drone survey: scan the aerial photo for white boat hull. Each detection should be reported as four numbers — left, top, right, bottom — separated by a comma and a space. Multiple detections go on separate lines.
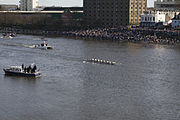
33, 45, 53, 49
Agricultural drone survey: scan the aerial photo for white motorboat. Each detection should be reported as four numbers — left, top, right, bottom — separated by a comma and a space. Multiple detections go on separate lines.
32, 42, 53, 49
7, 36, 13, 39
2, 33, 16, 39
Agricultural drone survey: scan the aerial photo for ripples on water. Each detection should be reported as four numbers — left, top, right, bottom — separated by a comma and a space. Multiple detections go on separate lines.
0, 34, 180, 120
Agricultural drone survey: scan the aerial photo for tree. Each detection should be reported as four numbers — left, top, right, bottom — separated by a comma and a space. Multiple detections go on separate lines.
0, 6, 2, 11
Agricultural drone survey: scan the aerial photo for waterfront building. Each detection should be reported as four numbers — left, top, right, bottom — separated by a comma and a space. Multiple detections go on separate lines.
0, 4, 18, 11
153, 0, 180, 21
140, 11, 166, 27
84, 0, 147, 27
154, 0, 180, 10
33, 6, 45, 11
147, 8, 180, 22
19, 0, 38, 11
171, 13, 180, 28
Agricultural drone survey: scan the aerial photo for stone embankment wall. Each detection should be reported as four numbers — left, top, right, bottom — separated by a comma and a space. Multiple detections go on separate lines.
0, 12, 84, 30
0, 27, 62, 36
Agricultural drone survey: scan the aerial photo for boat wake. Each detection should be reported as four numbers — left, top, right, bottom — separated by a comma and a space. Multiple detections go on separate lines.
23, 45, 35, 48
1, 42, 121, 66
0, 42, 50, 49
1, 43, 33, 48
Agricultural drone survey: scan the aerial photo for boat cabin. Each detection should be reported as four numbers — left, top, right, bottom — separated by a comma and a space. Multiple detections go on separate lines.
9, 66, 23, 72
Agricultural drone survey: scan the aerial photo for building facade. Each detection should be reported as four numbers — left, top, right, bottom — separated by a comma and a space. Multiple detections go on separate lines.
154, 0, 180, 10
0, 4, 18, 11
171, 13, 180, 28
84, 0, 147, 27
19, 0, 38, 11
147, 8, 180, 23
129, 0, 147, 25
141, 11, 166, 27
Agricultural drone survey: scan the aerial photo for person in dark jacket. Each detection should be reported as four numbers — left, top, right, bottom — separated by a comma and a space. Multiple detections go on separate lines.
32, 65, 37, 73
28, 65, 32, 73
24, 67, 27, 73
22, 64, 24, 70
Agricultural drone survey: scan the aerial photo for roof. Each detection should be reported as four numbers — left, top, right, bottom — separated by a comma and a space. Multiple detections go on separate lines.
10, 66, 22, 69
43, 7, 83, 11
0, 11, 83, 14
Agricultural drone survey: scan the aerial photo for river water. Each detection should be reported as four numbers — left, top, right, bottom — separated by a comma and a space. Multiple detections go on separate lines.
0, 34, 180, 120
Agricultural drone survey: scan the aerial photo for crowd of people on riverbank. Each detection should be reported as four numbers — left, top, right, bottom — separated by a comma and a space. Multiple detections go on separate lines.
61, 27, 180, 45
1, 26, 180, 45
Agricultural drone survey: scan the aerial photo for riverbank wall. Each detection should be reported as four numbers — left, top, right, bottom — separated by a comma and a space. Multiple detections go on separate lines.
0, 27, 62, 36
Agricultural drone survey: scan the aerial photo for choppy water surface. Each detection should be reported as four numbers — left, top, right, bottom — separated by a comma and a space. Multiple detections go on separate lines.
0, 34, 180, 120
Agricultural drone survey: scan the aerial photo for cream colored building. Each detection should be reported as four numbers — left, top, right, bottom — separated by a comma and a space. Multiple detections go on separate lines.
19, 0, 38, 11
129, 0, 147, 25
